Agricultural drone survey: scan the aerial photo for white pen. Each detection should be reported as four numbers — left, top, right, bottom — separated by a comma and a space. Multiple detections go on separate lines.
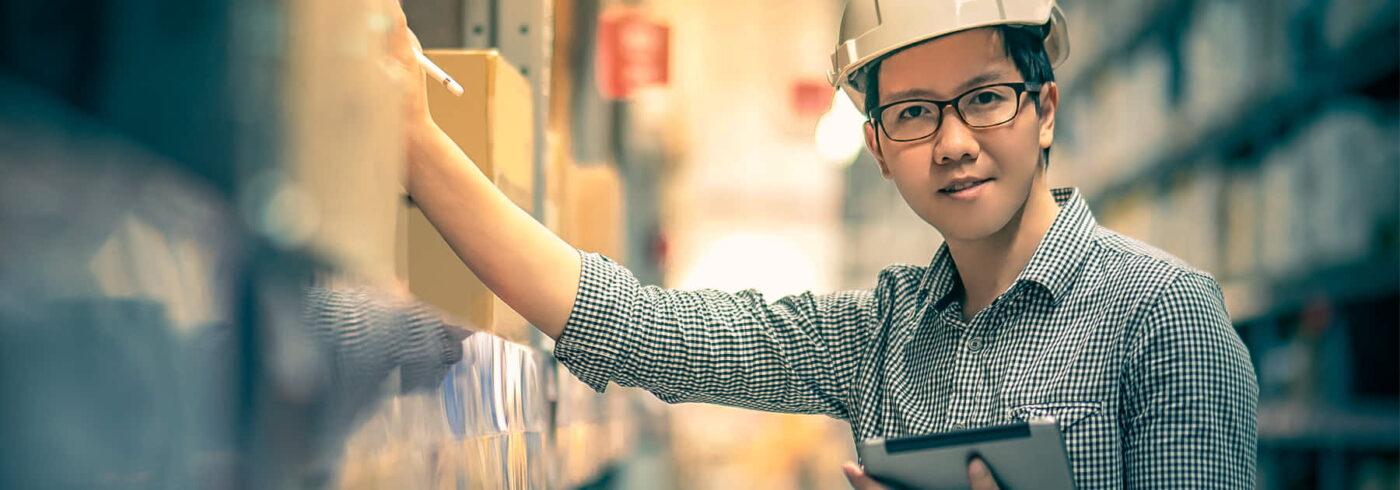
416, 51, 465, 97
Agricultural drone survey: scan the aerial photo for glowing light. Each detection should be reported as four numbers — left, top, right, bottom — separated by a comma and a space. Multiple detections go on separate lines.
814, 92, 867, 166
676, 231, 820, 299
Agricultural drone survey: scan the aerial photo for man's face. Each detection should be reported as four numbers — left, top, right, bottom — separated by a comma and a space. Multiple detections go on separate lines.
863, 28, 1058, 243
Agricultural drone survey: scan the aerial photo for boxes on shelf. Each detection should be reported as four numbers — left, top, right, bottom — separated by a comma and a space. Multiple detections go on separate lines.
1182, 0, 1253, 131
1061, 43, 1171, 197
542, 139, 574, 238
553, 367, 631, 487
1099, 44, 1172, 181
1322, 0, 1397, 52
425, 49, 535, 211
1255, 103, 1396, 280
339, 334, 551, 489
1155, 164, 1224, 275
1244, 0, 1297, 98
1258, 138, 1306, 278
666, 404, 853, 490
1222, 165, 1262, 280
401, 50, 536, 343
281, 0, 404, 285
1295, 104, 1395, 267
1096, 185, 1155, 246
547, 158, 631, 486
557, 160, 627, 261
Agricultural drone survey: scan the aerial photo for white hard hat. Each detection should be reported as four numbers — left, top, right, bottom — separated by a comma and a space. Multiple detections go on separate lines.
828, 0, 1070, 111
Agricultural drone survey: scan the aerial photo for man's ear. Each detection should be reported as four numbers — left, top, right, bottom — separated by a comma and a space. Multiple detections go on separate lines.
1037, 81, 1058, 152
863, 121, 893, 180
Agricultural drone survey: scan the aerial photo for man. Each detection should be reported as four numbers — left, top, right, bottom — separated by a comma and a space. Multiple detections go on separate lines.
388, 0, 1258, 487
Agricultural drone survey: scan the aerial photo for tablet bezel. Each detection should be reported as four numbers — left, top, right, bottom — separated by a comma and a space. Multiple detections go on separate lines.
855, 418, 1075, 490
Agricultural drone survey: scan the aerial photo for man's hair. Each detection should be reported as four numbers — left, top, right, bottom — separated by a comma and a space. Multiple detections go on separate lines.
861, 25, 1056, 163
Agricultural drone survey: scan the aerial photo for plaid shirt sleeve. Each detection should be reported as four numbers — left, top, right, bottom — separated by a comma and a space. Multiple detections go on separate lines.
1122, 272, 1259, 488
553, 251, 880, 419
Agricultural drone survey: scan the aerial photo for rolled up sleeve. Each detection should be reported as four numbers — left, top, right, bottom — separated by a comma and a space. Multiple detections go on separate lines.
553, 251, 878, 419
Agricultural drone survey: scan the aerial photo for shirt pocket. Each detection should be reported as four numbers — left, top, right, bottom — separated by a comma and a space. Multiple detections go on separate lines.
1009, 401, 1103, 433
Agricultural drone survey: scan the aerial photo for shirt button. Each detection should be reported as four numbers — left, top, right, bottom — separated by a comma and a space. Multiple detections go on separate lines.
951, 423, 967, 431
967, 336, 983, 352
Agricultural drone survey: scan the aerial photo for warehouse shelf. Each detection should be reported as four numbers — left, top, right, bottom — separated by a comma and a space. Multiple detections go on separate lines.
1082, 12, 1399, 206
1258, 400, 1400, 449
1057, 0, 1178, 91
1222, 257, 1400, 323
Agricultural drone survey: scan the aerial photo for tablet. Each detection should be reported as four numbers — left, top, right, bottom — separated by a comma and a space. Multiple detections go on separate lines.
855, 417, 1075, 490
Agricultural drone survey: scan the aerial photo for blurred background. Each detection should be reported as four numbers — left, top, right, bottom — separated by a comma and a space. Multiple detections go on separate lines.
0, 0, 1396, 488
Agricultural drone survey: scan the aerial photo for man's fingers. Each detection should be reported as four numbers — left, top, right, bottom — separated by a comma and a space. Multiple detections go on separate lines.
406, 26, 423, 52
967, 457, 1000, 490
383, 0, 408, 26
376, 0, 428, 111
842, 462, 888, 490
377, 0, 412, 66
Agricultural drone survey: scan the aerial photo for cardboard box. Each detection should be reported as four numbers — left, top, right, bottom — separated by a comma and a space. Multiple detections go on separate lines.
405, 207, 530, 342
282, 0, 403, 285
558, 161, 626, 261
424, 50, 534, 212
403, 50, 534, 343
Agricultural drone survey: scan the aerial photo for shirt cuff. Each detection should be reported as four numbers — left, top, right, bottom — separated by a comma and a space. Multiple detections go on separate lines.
552, 250, 639, 393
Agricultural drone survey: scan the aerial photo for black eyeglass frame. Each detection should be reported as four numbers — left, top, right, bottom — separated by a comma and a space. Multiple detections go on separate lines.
870, 81, 1044, 142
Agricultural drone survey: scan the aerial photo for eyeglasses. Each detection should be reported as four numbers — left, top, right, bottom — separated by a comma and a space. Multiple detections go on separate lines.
871, 82, 1043, 142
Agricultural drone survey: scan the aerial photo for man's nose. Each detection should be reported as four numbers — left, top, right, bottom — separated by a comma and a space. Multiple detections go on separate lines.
932, 111, 979, 166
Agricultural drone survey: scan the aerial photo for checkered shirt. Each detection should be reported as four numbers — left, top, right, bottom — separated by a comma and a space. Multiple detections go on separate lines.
554, 187, 1258, 488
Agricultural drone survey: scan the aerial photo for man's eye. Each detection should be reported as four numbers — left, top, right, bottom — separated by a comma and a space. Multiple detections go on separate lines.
899, 106, 929, 119
970, 91, 1005, 105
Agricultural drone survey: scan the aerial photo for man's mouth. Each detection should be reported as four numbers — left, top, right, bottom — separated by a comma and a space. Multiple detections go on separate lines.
940, 178, 993, 193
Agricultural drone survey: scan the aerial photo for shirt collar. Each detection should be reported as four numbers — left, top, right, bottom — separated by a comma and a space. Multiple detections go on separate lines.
919, 187, 1098, 308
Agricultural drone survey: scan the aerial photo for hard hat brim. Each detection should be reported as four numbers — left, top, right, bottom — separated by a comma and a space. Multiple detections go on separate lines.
829, 1, 1070, 113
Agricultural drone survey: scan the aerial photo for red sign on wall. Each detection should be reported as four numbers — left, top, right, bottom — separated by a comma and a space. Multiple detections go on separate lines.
596, 6, 670, 100
791, 79, 836, 120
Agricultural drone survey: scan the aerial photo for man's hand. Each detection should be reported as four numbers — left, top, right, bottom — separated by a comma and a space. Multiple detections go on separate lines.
842, 462, 888, 490
380, 0, 433, 133
841, 458, 1002, 489
966, 457, 1001, 490
369, 0, 584, 341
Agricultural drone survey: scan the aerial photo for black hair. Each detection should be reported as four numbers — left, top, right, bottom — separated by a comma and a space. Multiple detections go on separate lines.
860, 25, 1056, 164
